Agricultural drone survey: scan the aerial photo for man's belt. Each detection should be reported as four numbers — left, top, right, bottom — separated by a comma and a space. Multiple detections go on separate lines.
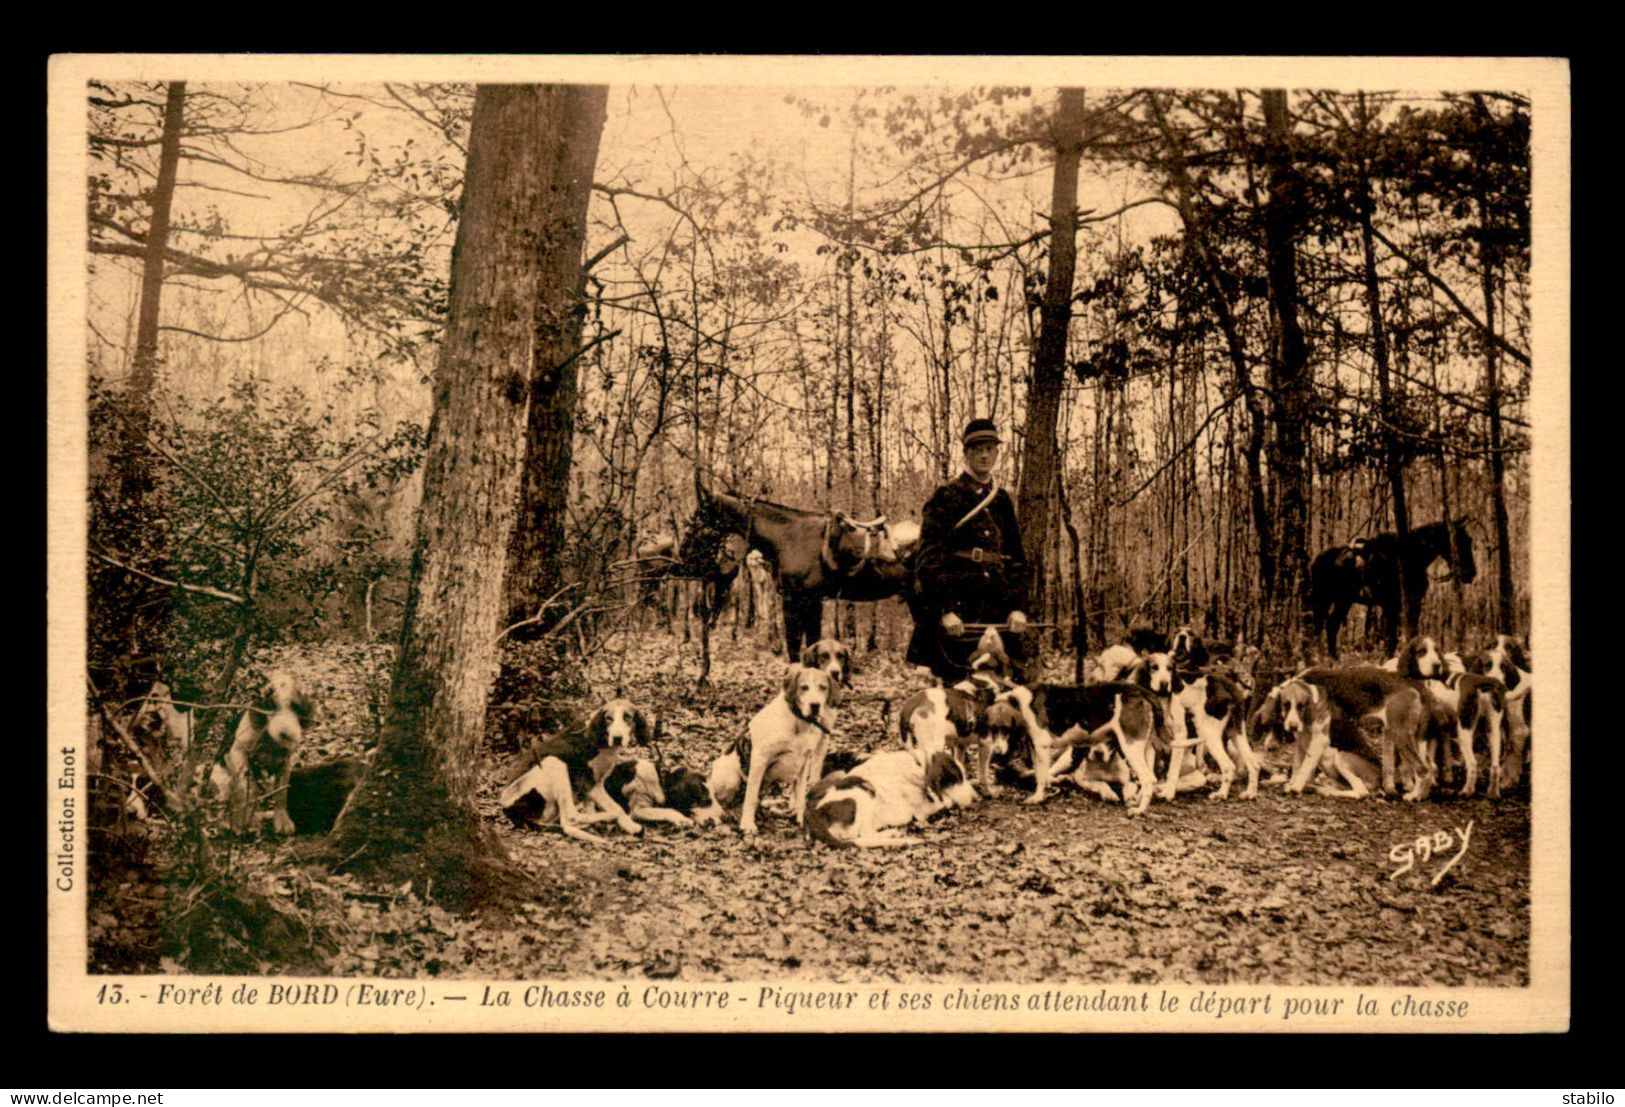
952, 547, 1007, 564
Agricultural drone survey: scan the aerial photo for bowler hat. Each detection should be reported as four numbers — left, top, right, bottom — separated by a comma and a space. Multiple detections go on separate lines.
963, 418, 1001, 447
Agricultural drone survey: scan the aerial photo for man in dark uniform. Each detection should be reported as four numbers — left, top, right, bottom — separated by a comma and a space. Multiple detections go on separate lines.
905, 418, 1033, 682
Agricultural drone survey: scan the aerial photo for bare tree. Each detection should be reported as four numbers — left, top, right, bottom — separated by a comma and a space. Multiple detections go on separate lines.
334, 85, 600, 907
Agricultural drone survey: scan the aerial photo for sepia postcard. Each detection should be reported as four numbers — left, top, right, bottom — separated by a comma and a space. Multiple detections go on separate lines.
47, 53, 1570, 1033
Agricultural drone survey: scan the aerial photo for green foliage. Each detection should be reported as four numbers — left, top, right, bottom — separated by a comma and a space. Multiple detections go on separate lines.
89, 372, 425, 689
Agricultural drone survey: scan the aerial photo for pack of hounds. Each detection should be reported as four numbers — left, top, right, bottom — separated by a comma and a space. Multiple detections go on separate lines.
152, 627, 1532, 847
490, 625, 1534, 849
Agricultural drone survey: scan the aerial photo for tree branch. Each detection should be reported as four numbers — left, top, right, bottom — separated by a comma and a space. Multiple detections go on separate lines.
1368, 223, 1531, 367
91, 550, 247, 605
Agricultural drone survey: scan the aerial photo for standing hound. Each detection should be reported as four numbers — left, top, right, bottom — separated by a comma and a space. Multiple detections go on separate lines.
707, 664, 834, 835
1124, 654, 1209, 799
994, 682, 1166, 813
1390, 636, 1509, 797
804, 749, 978, 848
205, 671, 313, 835
1474, 634, 1532, 790
1134, 656, 1260, 802
1254, 669, 1432, 800
897, 630, 1016, 791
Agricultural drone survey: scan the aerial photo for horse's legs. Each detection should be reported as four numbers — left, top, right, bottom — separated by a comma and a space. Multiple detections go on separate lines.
1326, 601, 1351, 660
1405, 591, 1425, 645
782, 589, 821, 660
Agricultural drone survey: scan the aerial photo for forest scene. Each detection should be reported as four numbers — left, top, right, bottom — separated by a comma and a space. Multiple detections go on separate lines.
70, 67, 1539, 989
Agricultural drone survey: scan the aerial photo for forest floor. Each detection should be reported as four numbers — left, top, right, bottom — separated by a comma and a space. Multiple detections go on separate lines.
88, 621, 1531, 986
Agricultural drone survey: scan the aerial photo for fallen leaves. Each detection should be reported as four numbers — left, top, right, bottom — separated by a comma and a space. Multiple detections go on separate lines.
98, 633, 1532, 987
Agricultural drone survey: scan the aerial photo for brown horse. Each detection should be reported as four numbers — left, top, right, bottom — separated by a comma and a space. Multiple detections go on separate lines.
683, 487, 912, 659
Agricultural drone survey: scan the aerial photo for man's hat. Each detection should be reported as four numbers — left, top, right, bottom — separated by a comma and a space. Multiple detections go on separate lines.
963, 418, 1001, 447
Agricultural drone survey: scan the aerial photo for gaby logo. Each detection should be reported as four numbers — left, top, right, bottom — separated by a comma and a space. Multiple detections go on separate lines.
1387, 819, 1473, 887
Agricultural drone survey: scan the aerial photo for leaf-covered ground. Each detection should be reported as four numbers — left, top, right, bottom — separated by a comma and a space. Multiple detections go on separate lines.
98, 626, 1531, 986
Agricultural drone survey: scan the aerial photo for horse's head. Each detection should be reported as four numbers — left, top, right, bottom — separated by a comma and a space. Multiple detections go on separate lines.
678, 489, 747, 573
1448, 517, 1478, 585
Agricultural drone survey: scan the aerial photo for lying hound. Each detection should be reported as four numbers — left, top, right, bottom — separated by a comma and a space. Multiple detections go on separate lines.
601, 759, 724, 828
994, 682, 1166, 813
500, 758, 624, 843
499, 699, 653, 842
896, 685, 983, 771
584, 697, 654, 748
707, 664, 834, 835
205, 671, 313, 835
1475, 634, 1532, 790
804, 749, 978, 848
1140, 659, 1260, 802
1257, 669, 1432, 800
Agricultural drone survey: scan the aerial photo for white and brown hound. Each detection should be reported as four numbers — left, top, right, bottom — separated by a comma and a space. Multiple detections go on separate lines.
707, 664, 834, 835
1254, 668, 1432, 800
1249, 680, 1374, 798
800, 638, 853, 696
499, 699, 654, 842
1139, 657, 1261, 802
1168, 625, 1211, 669
500, 758, 622, 844
204, 671, 313, 835
804, 749, 978, 848
584, 698, 654, 749
1475, 634, 1532, 790
1087, 643, 1141, 685
897, 685, 983, 769
1390, 635, 1509, 798
601, 758, 724, 829
994, 682, 1166, 813
1381, 634, 1459, 679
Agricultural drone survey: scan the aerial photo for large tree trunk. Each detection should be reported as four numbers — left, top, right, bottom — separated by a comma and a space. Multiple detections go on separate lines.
1016, 87, 1087, 620
1259, 89, 1313, 650
336, 85, 592, 909
503, 85, 610, 634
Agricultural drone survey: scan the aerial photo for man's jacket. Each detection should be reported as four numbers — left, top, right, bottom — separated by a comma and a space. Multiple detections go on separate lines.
905, 473, 1031, 666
